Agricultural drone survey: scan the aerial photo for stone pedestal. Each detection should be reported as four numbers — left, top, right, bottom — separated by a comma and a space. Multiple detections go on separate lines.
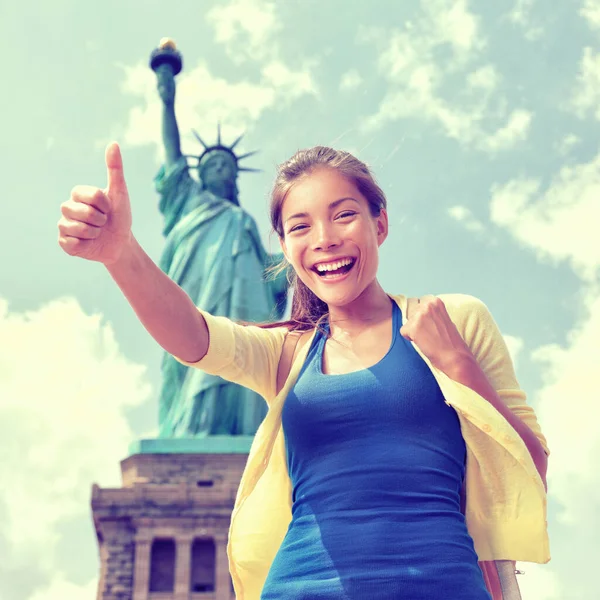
92, 437, 253, 600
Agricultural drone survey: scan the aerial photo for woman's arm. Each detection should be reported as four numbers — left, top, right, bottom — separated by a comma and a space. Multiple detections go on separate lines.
440, 295, 550, 491
402, 294, 550, 491
105, 235, 208, 362
107, 234, 287, 401
442, 353, 548, 491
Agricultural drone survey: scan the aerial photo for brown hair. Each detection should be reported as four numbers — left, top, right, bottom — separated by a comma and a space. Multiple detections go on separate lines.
262, 146, 387, 332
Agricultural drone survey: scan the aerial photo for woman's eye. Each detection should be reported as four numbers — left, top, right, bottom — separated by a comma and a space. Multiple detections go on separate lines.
337, 211, 356, 219
289, 224, 307, 233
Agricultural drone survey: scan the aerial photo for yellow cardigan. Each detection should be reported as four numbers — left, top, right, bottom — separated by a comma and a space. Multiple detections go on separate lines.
175, 293, 551, 600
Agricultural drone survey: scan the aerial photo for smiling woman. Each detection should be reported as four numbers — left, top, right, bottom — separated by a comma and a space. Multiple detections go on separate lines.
59, 143, 550, 600
264, 147, 390, 335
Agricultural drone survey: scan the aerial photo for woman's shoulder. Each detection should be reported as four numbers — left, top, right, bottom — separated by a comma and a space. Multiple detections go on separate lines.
389, 291, 485, 306
274, 327, 316, 395
388, 291, 486, 308
388, 291, 491, 327
281, 326, 315, 355
435, 293, 488, 312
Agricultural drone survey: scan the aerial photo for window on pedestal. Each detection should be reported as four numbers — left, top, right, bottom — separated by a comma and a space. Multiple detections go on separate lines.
149, 538, 176, 592
190, 538, 216, 592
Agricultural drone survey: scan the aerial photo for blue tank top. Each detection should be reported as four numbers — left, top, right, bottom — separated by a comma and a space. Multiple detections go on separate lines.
261, 300, 492, 599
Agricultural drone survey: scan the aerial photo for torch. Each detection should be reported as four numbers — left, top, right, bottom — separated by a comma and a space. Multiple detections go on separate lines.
149, 37, 183, 76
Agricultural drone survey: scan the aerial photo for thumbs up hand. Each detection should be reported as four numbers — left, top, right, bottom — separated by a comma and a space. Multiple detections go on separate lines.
58, 142, 133, 265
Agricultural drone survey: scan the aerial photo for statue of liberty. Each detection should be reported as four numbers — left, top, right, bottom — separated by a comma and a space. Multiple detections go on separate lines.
150, 40, 288, 438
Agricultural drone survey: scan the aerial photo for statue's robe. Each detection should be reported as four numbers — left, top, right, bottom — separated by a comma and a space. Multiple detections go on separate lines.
155, 157, 288, 437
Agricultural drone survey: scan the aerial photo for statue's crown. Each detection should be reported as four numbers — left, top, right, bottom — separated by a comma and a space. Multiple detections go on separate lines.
185, 124, 260, 173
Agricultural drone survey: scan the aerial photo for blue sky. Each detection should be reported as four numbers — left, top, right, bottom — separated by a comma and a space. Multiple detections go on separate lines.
1, 0, 598, 598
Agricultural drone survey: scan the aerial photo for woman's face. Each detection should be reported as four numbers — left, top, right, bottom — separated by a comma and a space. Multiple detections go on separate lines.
280, 167, 388, 308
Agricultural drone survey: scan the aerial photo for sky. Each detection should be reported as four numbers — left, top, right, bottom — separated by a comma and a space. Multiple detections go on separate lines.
0, 0, 598, 598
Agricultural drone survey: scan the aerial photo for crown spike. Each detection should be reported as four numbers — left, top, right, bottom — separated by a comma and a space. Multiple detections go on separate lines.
230, 132, 245, 150
237, 150, 259, 161
217, 122, 222, 146
192, 130, 208, 149
239, 167, 262, 173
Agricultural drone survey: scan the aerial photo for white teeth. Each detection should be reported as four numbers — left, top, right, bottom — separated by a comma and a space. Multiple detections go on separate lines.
315, 258, 354, 272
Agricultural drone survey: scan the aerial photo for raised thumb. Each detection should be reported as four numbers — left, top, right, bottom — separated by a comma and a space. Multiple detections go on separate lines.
105, 142, 128, 199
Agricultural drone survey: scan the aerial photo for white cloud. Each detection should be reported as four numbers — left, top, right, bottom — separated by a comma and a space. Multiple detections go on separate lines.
28, 577, 98, 600
262, 60, 318, 97
206, 0, 281, 64
507, 0, 543, 41
481, 109, 533, 152
466, 64, 499, 90
489, 151, 600, 282
532, 288, 600, 501
503, 334, 524, 371
447, 204, 486, 233
489, 145, 600, 595
0, 297, 151, 596
508, 0, 532, 24
116, 59, 316, 159
580, 0, 600, 30
486, 143, 600, 596
515, 562, 563, 600
359, 0, 533, 153
524, 286, 600, 596
340, 69, 363, 91
570, 47, 600, 120
423, 0, 481, 54
555, 133, 581, 156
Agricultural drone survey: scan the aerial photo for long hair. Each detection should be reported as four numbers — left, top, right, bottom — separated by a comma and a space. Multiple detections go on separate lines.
261, 146, 388, 332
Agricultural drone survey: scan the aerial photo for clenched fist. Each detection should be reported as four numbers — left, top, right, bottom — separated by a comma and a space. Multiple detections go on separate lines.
58, 142, 133, 265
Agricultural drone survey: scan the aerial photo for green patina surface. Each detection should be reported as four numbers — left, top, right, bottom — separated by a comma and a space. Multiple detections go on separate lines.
128, 435, 254, 455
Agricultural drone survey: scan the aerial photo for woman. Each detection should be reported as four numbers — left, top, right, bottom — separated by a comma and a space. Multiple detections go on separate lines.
58, 143, 550, 600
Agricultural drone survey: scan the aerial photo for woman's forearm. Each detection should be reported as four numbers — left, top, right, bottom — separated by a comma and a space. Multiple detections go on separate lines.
105, 235, 208, 362
443, 353, 548, 491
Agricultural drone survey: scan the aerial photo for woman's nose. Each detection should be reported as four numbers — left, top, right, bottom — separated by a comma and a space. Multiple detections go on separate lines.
312, 222, 341, 251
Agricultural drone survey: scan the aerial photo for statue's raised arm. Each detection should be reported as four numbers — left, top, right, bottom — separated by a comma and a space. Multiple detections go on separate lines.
157, 66, 182, 166
151, 39, 183, 167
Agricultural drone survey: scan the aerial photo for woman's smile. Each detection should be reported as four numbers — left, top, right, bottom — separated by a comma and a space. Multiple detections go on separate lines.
311, 257, 357, 282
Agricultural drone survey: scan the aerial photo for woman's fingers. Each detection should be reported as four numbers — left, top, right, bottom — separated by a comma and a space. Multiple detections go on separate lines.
68, 185, 111, 215
61, 199, 108, 228
58, 234, 91, 257
57, 216, 102, 240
